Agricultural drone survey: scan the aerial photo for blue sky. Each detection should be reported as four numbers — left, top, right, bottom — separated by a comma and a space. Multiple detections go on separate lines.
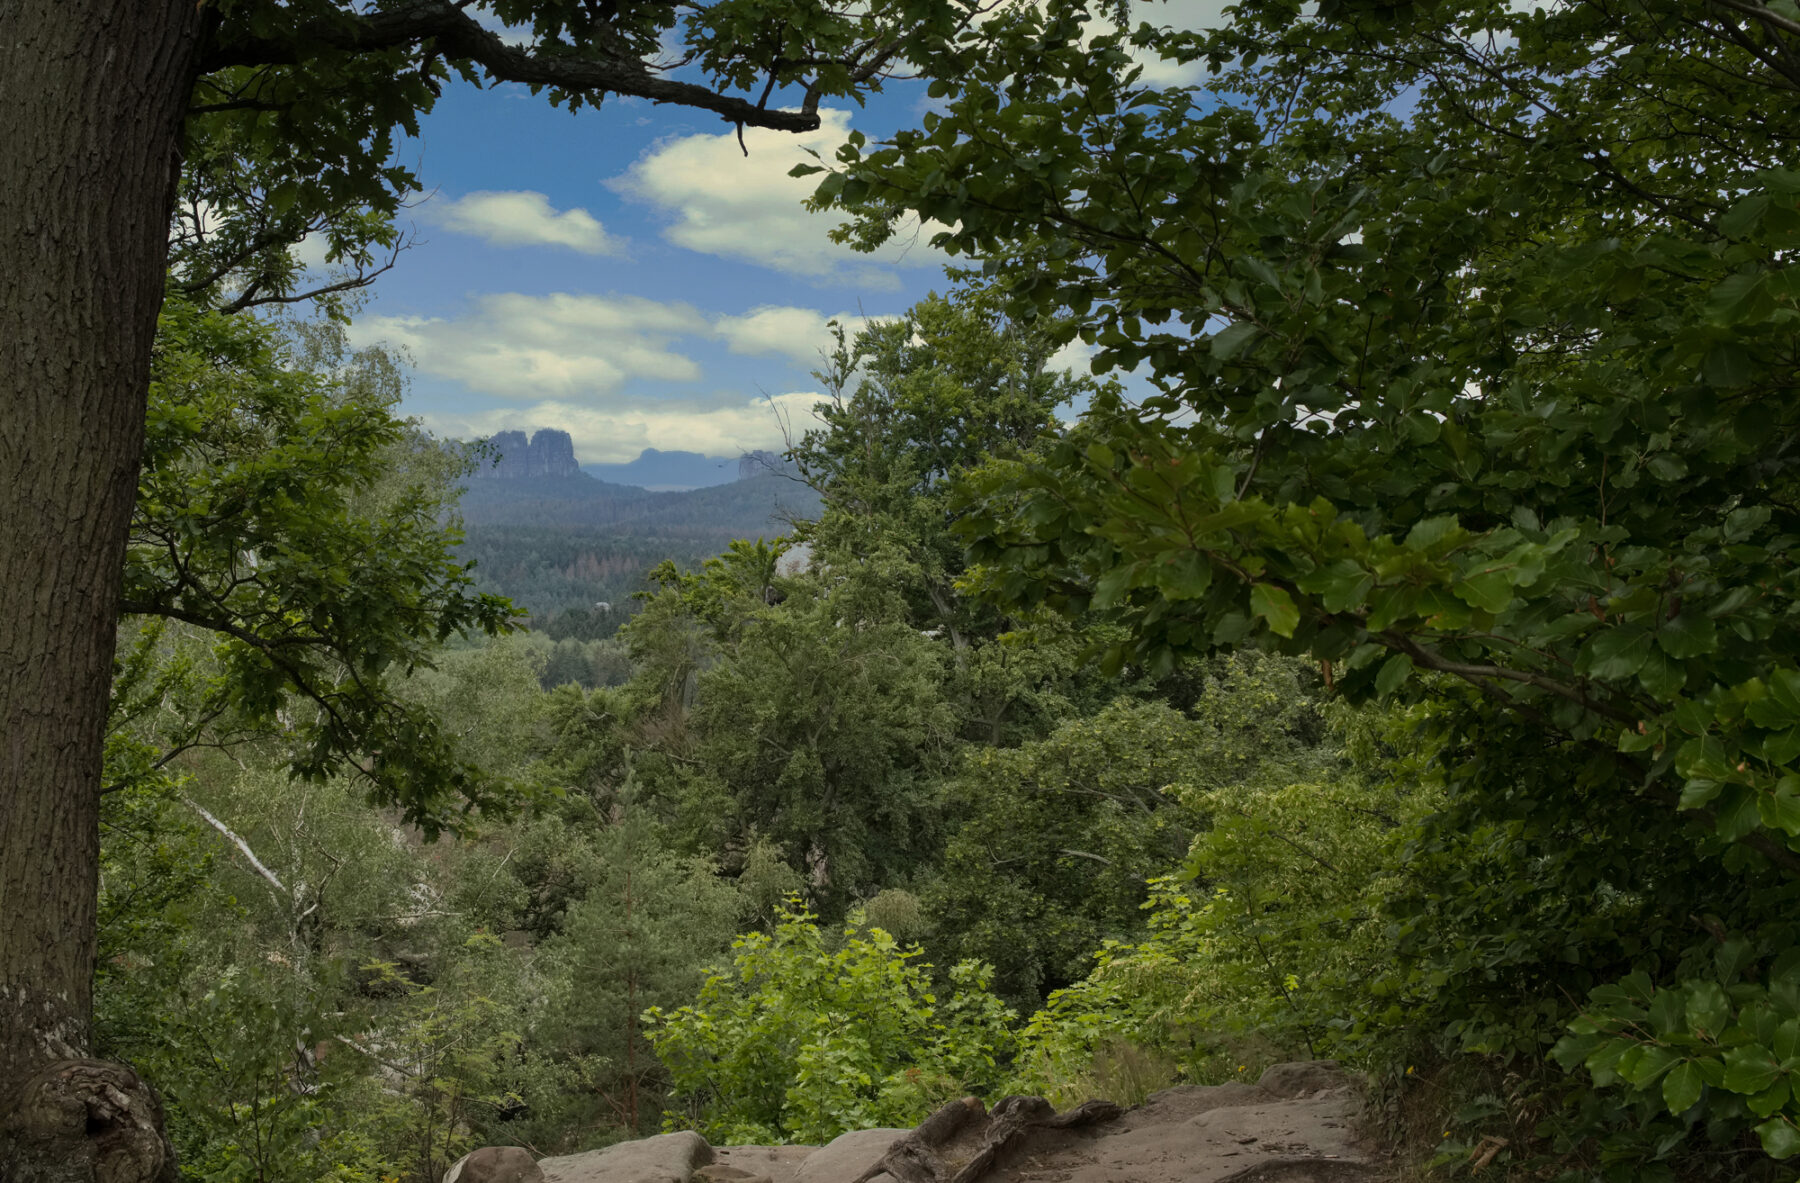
318, 2, 1222, 470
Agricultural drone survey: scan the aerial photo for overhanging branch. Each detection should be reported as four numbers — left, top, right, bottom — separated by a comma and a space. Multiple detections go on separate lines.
200, 0, 823, 132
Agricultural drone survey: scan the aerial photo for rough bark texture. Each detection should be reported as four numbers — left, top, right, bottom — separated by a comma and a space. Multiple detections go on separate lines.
0, 1, 201, 1178
0, 1061, 178, 1183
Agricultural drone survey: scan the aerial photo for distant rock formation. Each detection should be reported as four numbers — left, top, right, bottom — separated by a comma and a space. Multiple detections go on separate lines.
476, 428, 582, 479
739, 449, 790, 480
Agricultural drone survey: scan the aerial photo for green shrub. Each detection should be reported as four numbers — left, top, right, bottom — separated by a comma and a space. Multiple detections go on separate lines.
645, 904, 1015, 1143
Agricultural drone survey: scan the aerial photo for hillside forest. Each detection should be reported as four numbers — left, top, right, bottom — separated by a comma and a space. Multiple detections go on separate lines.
8, 3, 1800, 1183
451, 468, 823, 657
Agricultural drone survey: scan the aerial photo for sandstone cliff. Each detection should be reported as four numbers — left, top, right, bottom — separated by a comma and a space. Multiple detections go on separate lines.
476, 428, 583, 479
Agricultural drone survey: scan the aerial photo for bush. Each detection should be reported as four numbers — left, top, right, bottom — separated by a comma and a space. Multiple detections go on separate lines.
645, 903, 1016, 1143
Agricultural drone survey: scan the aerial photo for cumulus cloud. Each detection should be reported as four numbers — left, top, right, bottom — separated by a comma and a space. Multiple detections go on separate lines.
610, 108, 949, 287
290, 232, 334, 272
427, 190, 621, 255
467, 3, 536, 47
715, 305, 883, 368
1120, 0, 1235, 87
350, 292, 709, 399
418, 392, 829, 464
1047, 337, 1099, 376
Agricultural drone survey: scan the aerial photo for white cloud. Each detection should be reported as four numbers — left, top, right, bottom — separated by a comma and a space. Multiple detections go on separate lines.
419, 392, 829, 464
1047, 337, 1098, 376
349, 292, 709, 400
427, 190, 621, 255
468, 4, 536, 48
715, 305, 882, 368
610, 108, 950, 287
290, 231, 333, 272
1119, 0, 1234, 87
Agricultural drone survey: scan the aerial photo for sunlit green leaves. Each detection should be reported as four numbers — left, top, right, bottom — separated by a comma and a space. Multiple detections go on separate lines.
645, 904, 1016, 1143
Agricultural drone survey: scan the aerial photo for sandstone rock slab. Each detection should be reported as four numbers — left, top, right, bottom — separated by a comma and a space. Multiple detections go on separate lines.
711, 1144, 816, 1183
792, 1128, 912, 1183
541, 1131, 715, 1183
445, 1147, 543, 1183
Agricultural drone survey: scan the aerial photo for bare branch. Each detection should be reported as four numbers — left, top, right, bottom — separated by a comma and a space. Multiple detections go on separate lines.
181, 796, 290, 899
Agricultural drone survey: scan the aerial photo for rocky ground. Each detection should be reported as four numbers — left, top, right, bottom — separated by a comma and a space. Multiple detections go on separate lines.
446, 1061, 1377, 1183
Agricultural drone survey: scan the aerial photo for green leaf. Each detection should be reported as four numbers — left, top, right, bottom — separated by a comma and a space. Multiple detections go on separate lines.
1093, 561, 1144, 608
1453, 565, 1514, 614
1762, 729, 1800, 767
1629, 1044, 1681, 1086
1650, 987, 1686, 1035
1209, 321, 1260, 361
1581, 627, 1652, 680
1297, 559, 1373, 614
1757, 1117, 1800, 1160
1759, 779, 1800, 837
1723, 1045, 1782, 1095
1688, 979, 1733, 1036
1405, 515, 1464, 551
1376, 653, 1414, 697
1638, 647, 1685, 700
1663, 1060, 1705, 1114
1774, 1018, 1800, 1062
1749, 1078, 1791, 1119
1249, 583, 1299, 638
1721, 194, 1772, 240
1718, 785, 1762, 842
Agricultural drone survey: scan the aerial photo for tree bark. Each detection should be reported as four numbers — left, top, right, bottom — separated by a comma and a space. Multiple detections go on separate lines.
0, 2, 201, 1178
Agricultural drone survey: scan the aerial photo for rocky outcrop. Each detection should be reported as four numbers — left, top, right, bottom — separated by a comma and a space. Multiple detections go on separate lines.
792, 1129, 912, 1183
738, 450, 787, 480
453, 1062, 1372, 1183
540, 1130, 714, 1183
476, 428, 582, 479
446, 1146, 544, 1183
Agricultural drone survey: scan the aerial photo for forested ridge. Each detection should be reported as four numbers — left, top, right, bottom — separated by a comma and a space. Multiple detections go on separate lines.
452, 471, 823, 651
5, 1, 1800, 1182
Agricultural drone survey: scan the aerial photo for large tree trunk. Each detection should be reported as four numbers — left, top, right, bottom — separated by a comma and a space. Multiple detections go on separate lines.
0, 2, 201, 1179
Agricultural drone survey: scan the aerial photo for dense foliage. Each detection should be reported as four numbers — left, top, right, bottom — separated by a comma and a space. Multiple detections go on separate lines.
105, 292, 1392, 1181
801, 1, 1800, 1176
111, 17, 1800, 1162
645, 905, 1016, 1144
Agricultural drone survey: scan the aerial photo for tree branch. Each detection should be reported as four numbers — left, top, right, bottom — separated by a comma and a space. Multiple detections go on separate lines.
181, 796, 289, 899
1707, 0, 1800, 38
1378, 630, 1639, 726
216, 246, 401, 314
200, 0, 824, 132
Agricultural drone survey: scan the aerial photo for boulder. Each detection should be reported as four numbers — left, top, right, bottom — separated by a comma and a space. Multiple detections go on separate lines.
709, 1142, 815, 1183
695, 1165, 773, 1183
444, 1147, 543, 1183
540, 1131, 715, 1183
1256, 1061, 1350, 1099
791, 1129, 911, 1183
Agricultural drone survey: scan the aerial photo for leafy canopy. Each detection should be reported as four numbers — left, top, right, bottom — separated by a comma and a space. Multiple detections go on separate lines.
125, 299, 519, 835
804, 0, 1800, 1169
